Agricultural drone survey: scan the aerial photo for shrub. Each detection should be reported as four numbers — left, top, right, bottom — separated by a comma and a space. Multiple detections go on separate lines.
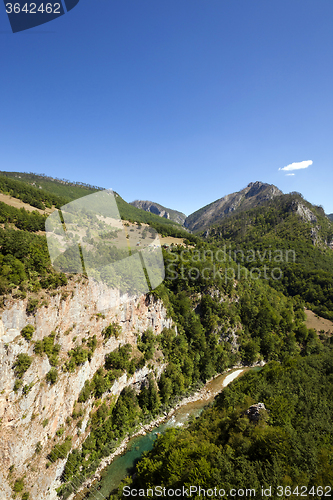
137, 329, 156, 361
46, 368, 58, 385
33, 332, 60, 366
26, 298, 39, 314
87, 334, 97, 353
13, 379, 23, 392
33, 340, 43, 355
104, 344, 132, 372
22, 382, 33, 395
78, 380, 91, 403
42, 418, 49, 428
20, 324, 35, 341
65, 346, 88, 370
102, 322, 122, 340
13, 478, 24, 492
47, 437, 72, 462
13, 353, 32, 378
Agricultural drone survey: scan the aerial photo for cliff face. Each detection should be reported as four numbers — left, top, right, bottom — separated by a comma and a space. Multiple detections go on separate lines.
0, 278, 172, 500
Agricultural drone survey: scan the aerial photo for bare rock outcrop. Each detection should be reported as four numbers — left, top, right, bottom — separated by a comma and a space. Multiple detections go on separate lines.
245, 402, 267, 422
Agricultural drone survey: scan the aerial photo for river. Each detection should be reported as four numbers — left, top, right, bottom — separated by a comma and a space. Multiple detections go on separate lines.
71, 367, 260, 500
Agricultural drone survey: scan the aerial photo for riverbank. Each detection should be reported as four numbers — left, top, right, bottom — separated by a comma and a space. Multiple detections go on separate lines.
69, 366, 248, 500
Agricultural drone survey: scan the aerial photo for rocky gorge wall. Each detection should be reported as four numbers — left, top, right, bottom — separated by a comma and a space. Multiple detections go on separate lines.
0, 277, 173, 500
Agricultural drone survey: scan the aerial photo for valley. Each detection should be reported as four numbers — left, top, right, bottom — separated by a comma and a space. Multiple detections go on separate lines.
0, 173, 332, 500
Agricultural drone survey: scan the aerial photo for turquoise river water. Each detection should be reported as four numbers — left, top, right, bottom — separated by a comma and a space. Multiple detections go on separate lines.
75, 367, 261, 500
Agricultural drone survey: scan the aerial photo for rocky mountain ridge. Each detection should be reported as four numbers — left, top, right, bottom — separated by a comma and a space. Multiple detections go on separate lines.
130, 182, 284, 233
184, 181, 283, 232
130, 200, 187, 226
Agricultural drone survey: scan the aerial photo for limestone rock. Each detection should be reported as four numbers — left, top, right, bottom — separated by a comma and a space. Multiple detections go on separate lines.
0, 278, 173, 499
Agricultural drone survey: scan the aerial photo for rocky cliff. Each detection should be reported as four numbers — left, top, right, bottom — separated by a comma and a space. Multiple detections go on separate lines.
0, 277, 172, 500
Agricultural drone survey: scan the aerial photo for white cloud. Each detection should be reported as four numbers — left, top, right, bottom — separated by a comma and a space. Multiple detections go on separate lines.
286, 173, 295, 176
279, 160, 313, 172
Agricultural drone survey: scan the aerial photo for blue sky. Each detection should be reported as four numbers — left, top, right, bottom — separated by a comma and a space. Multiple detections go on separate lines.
1, 0, 332, 216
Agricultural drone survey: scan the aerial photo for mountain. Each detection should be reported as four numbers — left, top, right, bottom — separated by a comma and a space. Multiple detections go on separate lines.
184, 181, 283, 232
205, 191, 333, 249
328, 213, 333, 222
204, 191, 333, 320
130, 200, 186, 226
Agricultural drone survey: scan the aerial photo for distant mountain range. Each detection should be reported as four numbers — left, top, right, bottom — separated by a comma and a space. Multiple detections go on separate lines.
130, 182, 283, 231
133, 182, 333, 234
2, 172, 332, 236
130, 200, 186, 226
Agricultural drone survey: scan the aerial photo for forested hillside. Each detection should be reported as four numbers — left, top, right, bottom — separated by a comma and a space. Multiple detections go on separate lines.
57, 244, 324, 498
0, 171, 102, 202
0, 173, 68, 210
0, 197, 196, 300
114, 344, 333, 500
184, 181, 283, 232
0, 172, 192, 237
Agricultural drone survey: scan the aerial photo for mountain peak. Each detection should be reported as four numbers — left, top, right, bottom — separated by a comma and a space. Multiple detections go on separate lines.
246, 181, 264, 188
185, 181, 283, 232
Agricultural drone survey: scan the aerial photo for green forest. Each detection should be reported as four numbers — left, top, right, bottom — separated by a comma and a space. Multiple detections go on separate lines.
0, 172, 190, 234
0, 173, 69, 209
113, 345, 333, 500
